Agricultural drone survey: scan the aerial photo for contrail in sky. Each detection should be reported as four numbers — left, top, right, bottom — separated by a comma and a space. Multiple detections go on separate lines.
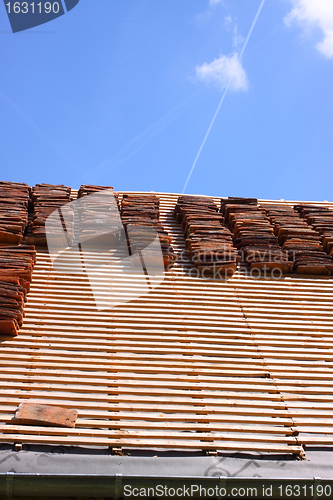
182, 0, 266, 194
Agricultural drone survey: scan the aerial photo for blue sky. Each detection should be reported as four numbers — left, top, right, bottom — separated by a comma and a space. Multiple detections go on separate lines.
1, 0, 333, 200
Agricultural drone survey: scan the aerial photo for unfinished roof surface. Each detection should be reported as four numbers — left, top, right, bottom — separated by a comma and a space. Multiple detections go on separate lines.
1, 187, 333, 468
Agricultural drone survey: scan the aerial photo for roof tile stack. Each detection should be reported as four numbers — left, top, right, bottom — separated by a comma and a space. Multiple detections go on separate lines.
121, 194, 176, 269
262, 204, 333, 275
223, 198, 292, 273
0, 181, 30, 245
295, 205, 333, 258
78, 184, 117, 200
0, 245, 36, 336
77, 185, 121, 245
174, 196, 238, 276
0, 180, 36, 336
294, 204, 333, 274
26, 184, 73, 246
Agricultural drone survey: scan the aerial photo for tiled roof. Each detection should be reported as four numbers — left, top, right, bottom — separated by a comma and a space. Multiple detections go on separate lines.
1, 185, 333, 457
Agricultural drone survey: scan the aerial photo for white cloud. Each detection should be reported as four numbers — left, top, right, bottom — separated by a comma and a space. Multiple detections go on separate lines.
209, 0, 223, 6
223, 16, 245, 50
232, 25, 245, 50
285, 0, 333, 58
196, 53, 248, 92
224, 15, 232, 26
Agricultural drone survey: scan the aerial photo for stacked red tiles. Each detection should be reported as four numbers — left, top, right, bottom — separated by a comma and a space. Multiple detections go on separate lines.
121, 194, 176, 269
0, 181, 30, 244
223, 198, 292, 274
174, 196, 238, 276
0, 181, 36, 337
262, 204, 333, 275
295, 205, 333, 261
26, 184, 73, 246
78, 184, 117, 201
77, 185, 121, 245
294, 205, 333, 274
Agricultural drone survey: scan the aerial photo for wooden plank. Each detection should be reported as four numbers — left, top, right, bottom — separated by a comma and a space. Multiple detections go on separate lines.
2, 342, 331, 360
0, 351, 266, 365
0, 426, 297, 444
0, 398, 292, 416
0, 418, 295, 434
0, 434, 303, 453
0, 361, 268, 376
0, 372, 277, 388
0, 343, 263, 357
0, 390, 284, 405
14, 331, 333, 349
0, 377, 280, 394
0, 407, 292, 424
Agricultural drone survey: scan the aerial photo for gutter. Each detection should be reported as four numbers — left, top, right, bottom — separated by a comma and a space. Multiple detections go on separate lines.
0, 473, 331, 498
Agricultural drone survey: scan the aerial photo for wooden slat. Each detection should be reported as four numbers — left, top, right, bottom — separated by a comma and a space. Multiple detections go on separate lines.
0, 433, 303, 454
